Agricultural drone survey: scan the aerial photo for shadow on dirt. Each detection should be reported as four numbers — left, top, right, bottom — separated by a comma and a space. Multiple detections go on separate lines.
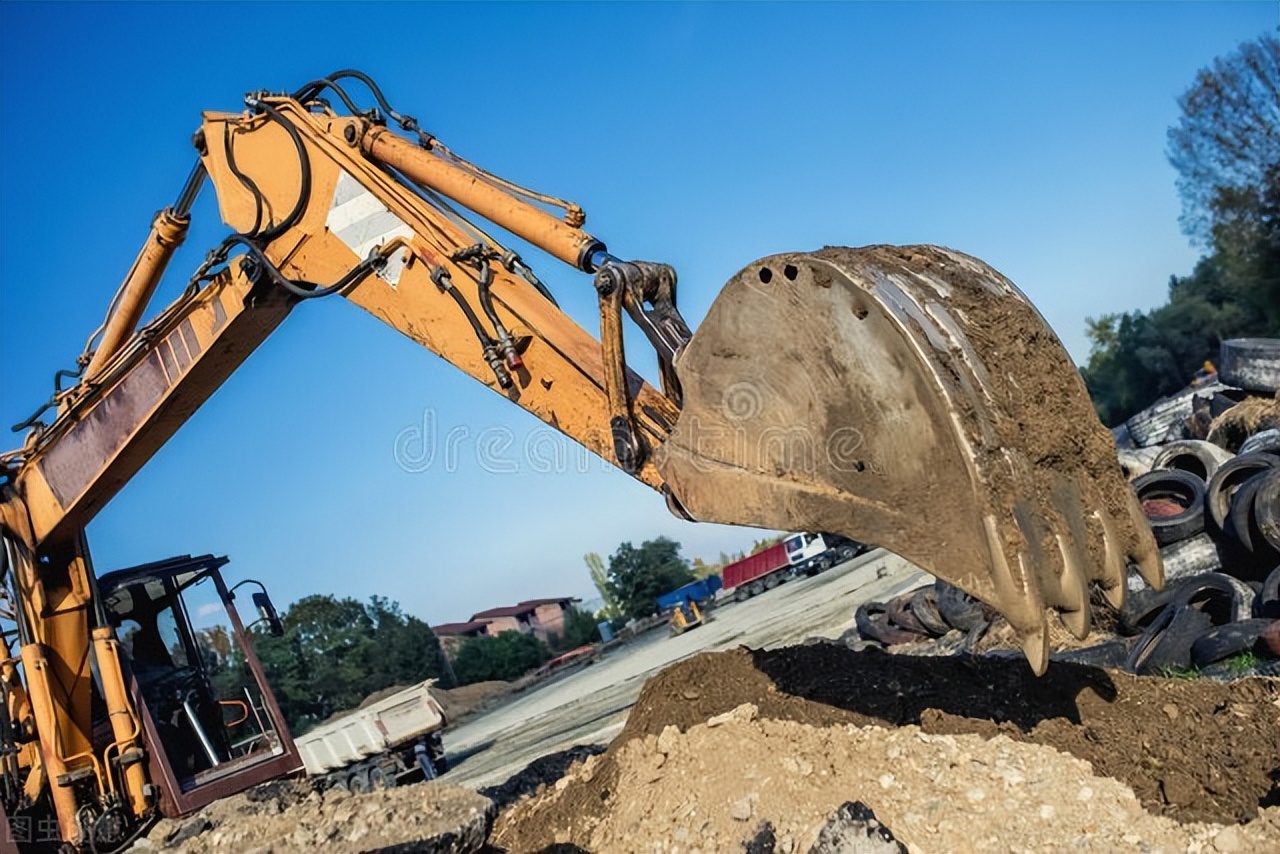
753, 645, 1118, 730
479, 745, 608, 811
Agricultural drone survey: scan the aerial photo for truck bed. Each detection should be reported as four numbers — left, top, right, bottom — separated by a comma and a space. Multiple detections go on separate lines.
295, 680, 446, 776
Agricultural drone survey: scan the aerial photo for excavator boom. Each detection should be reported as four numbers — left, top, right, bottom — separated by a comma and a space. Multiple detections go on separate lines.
0, 72, 1158, 849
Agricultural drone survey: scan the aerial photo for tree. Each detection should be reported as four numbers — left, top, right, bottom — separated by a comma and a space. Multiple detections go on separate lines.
1167, 34, 1279, 246
605, 537, 695, 620
584, 552, 622, 621
550, 606, 602, 652
1168, 33, 1280, 335
452, 631, 552, 684
1082, 34, 1280, 424
1081, 254, 1268, 424
235, 594, 450, 735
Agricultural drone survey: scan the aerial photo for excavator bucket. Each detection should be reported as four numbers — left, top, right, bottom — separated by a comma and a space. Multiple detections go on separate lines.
656, 245, 1162, 673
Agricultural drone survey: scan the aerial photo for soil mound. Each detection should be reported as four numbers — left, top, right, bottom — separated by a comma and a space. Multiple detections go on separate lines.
491, 646, 1279, 852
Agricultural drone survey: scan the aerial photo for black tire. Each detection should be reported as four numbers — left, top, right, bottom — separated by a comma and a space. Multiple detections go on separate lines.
1183, 571, 1255, 623
934, 581, 991, 631
886, 592, 928, 635
1051, 638, 1135, 668
1251, 470, 1280, 553
1205, 453, 1280, 533
1190, 618, 1277, 667
1226, 473, 1268, 553
1239, 428, 1280, 457
1125, 390, 1197, 447
1126, 571, 1255, 674
1158, 533, 1223, 585
909, 587, 953, 636
1218, 338, 1280, 393
1132, 469, 1207, 546
1151, 440, 1234, 482
1120, 577, 1196, 635
763, 572, 781, 590
734, 586, 750, 602
838, 545, 857, 562
348, 769, 372, 794
368, 765, 394, 790
1125, 602, 1213, 675
748, 580, 765, 597
855, 602, 925, 646
1256, 565, 1280, 619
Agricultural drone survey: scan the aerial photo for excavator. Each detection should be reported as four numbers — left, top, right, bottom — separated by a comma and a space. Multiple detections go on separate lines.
0, 71, 1161, 851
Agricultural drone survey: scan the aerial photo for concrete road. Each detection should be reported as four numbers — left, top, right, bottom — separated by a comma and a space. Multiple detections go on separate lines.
440, 550, 927, 788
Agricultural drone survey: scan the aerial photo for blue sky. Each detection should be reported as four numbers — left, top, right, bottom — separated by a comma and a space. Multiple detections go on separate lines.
1, 2, 1273, 625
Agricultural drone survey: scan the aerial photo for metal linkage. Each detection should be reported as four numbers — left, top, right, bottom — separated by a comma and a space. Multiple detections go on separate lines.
591, 259, 693, 473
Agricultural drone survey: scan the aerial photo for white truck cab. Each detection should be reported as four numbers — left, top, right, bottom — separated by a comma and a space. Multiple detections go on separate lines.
784, 532, 868, 576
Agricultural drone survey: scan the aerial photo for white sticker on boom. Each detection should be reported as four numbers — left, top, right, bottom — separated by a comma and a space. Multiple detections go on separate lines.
326, 171, 414, 288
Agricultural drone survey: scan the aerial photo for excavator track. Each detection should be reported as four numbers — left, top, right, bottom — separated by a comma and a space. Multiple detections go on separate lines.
657, 245, 1162, 673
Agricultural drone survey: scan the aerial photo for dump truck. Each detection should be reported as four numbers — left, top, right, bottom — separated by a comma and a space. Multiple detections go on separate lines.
294, 681, 448, 792
724, 543, 793, 600
783, 532, 871, 576
0, 70, 1158, 850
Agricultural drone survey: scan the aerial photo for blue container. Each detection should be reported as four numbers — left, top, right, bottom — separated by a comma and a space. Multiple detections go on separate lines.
655, 576, 723, 611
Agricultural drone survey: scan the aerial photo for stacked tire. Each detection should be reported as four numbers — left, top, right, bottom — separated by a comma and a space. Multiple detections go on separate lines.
848, 582, 995, 651
1112, 341, 1279, 677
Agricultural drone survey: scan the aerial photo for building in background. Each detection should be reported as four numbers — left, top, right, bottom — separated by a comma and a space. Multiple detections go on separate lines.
432, 597, 580, 659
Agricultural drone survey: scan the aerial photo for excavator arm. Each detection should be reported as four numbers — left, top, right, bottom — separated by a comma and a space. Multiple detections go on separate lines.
0, 71, 1159, 849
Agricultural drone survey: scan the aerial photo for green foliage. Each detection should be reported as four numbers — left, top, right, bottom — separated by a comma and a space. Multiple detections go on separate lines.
1156, 664, 1201, 680
550, 606, 602, 652
452, 630, 552, 684
1082, 255, 1274, 424
226, 594, 449, 736
605, 537, 695, 620
584, 552, 622, 621
1223, 651, 1259, 674
1167, 34, 1279, 245
1082, 34, 1280, 425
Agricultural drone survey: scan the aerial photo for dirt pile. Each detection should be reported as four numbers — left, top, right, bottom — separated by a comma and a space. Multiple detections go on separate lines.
490, 647, 1280, 852
494, 707, 1280, 853
131, 780, 493, 854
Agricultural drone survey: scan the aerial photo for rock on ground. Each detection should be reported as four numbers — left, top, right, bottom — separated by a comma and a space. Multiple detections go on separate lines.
130, 781, 493, 854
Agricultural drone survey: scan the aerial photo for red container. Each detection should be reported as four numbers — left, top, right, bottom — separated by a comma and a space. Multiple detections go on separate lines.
722, 543, 790, 590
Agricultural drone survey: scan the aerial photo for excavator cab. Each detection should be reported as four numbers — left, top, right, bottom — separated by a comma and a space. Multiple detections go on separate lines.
97, 556, 301, 817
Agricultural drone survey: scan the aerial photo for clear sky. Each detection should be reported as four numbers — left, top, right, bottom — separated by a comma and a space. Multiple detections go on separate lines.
1, 2, 1273, 626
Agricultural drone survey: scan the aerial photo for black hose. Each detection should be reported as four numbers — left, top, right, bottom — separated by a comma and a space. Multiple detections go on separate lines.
224, 236, 383, 300
435, 268, 496, 347
291, 77, 366, 116
474, 262, 516, 356
245, 100, 311, 242
320, 70, 407, 126
223, 121, 264, 237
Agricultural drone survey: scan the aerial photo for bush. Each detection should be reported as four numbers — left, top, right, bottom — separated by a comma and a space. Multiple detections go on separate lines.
453, 631, 552, 684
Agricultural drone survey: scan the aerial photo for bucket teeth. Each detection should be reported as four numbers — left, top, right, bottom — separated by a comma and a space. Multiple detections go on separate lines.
656, 244, 1162, 673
